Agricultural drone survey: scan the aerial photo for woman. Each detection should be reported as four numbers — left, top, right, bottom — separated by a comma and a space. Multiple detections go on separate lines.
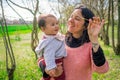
63, 5, 109, 80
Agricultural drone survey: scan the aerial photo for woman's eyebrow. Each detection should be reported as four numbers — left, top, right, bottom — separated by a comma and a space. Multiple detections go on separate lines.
70, 13, 90, 21
78, 16, 89, 21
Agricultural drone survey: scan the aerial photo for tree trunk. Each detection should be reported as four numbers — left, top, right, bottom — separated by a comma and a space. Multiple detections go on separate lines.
111, 0, 116, 53
31, 0, 39, 59
31, 16, 39, 58
104, 0, 111, 45
115, 0, 120, 55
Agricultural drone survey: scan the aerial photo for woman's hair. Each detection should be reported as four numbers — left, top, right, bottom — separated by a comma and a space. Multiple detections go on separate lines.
37, 14, 56, 29
75, 5, 95, 28
66, 5, 95, 45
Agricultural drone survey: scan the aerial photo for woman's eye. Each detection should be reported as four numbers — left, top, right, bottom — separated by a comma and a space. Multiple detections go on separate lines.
75, 17, 80, 21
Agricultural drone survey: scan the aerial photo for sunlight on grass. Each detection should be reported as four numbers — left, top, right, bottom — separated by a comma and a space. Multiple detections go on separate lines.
0, 33, 42, 80
0, 32, 120, 80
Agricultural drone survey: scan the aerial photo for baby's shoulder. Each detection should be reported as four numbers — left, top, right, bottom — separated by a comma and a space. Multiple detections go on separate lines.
39, 37, 55, 45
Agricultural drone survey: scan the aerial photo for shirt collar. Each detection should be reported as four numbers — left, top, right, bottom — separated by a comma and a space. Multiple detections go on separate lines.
43, 32, 64, 41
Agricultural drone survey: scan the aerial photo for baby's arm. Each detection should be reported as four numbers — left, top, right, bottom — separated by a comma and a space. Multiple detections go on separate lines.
43, 39, 64, 77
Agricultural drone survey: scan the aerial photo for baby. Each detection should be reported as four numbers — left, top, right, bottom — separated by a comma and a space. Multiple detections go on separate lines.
35, 14, 67, 80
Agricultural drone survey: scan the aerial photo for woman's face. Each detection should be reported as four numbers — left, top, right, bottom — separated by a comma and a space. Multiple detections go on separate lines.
67, 9, 85, 35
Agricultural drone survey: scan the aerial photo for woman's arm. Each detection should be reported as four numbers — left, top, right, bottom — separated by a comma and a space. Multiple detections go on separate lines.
91, 46, 109, 73
92, 46, 106, 67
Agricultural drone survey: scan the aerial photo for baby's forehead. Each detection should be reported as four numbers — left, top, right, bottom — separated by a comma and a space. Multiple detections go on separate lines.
45, 15, 57, 22
39, 14, 56, 20
46, 17, 58, 23
46, 16, 56, 20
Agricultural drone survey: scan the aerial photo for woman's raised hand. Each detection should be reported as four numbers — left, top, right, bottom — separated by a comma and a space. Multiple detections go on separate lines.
87, 17, 104, 43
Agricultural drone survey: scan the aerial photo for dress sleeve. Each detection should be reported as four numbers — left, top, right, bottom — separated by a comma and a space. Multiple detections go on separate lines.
91, 46, 109, 74
92, 47, 105, 66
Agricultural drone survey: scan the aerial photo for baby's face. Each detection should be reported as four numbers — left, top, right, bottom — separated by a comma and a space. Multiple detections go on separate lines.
43, 17, 59, 35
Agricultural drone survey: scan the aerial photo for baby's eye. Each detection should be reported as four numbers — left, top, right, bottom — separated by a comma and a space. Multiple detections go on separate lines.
56, 22, 59, 25
51, 23, 55, 26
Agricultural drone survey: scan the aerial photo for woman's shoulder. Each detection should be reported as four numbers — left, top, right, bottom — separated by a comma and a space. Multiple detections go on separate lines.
84, 42, 92, 46
82, 42, 92, 49
55, 32, 65, 41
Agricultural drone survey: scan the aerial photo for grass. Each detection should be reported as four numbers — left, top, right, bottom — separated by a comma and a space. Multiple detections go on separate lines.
0, 24, 120, 80
0, 32, 42, 80
92, 41, 120, 80
0, 32, 120, 80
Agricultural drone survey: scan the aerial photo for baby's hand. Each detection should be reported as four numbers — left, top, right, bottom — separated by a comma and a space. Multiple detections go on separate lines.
45, 63, 63, 77
54, 64, 63, 77
45, 69, 56, 77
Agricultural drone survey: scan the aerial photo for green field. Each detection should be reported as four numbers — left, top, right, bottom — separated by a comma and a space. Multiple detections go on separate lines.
0, 24, 120, 80
0, 24, 32, 31
0, 24, 33, 36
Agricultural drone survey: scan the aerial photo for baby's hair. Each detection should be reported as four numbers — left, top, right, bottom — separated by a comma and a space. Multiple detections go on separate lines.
37, 14, 56, 29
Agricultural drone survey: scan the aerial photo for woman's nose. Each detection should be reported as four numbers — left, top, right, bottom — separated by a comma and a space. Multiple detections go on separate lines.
68, 18, 74, 23
68, 18, 74, 24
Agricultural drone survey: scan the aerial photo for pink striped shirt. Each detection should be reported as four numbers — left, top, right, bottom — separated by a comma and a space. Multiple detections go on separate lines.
63, 42, 109, 80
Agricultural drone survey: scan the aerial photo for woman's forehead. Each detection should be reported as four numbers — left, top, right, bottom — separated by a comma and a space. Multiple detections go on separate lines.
72, 9, 82, 15
71, 9, 83, 18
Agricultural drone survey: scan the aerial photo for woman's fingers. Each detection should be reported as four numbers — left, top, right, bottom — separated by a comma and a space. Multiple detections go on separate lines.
88, 17, 105, 34
88, 19, 92, 30
92, 17, 100, 24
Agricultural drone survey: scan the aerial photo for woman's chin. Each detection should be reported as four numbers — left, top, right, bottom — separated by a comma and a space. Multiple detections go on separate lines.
68, 30, 73, 33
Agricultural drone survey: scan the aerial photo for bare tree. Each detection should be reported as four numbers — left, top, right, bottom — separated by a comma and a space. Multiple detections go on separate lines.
6, 0, 39, 58
0, 0, 16, 79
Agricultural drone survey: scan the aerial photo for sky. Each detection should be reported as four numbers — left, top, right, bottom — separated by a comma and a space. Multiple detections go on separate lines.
0, 0, 60, 21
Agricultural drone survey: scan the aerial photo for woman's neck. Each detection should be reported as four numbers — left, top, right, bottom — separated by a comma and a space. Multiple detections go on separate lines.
72, 31, 83, 38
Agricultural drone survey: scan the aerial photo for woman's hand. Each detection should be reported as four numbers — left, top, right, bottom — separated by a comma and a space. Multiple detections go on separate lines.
88, 17, 104, 43
88, 17, 104, 52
